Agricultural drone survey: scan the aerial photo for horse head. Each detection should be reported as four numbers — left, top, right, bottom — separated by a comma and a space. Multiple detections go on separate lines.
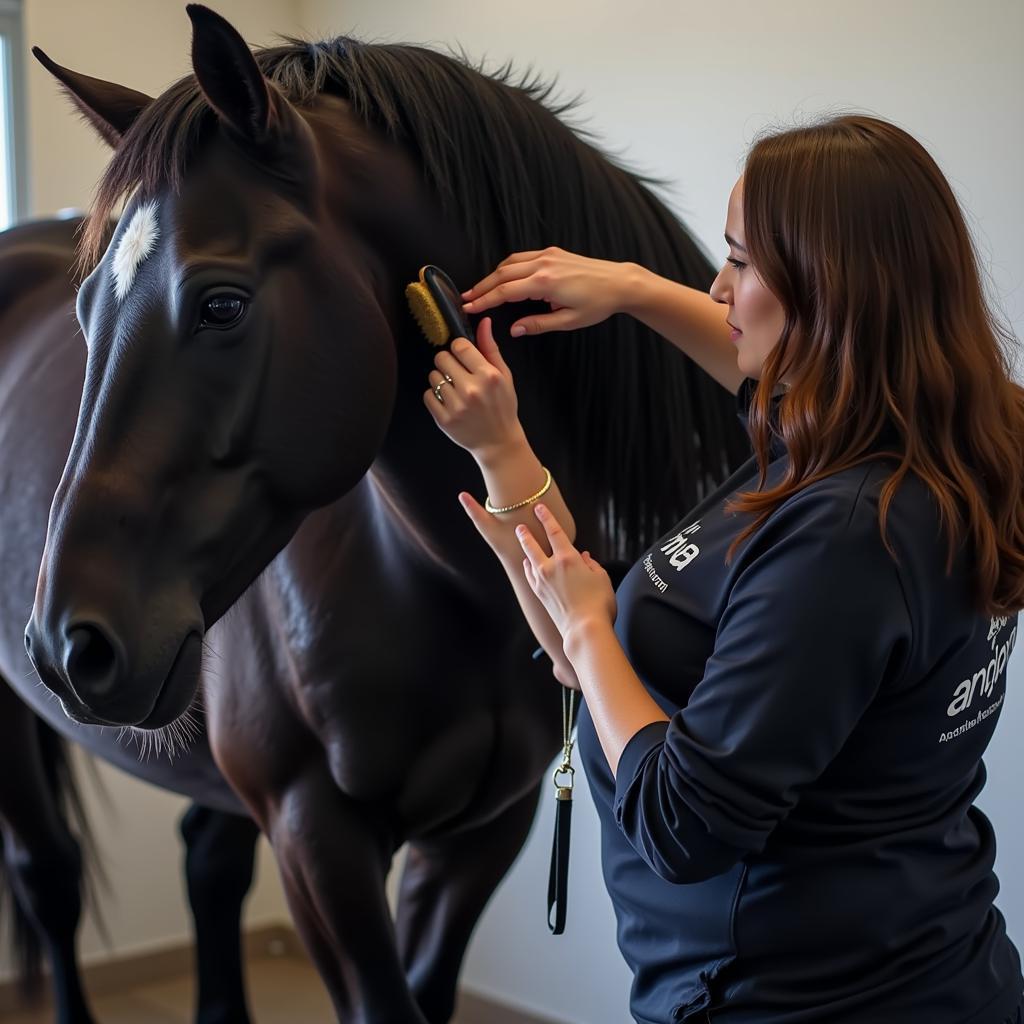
24, 5, 747, 730
25, 6, 400, 727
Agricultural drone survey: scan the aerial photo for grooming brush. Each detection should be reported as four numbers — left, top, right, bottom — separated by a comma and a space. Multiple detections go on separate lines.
405, 265, 476, 347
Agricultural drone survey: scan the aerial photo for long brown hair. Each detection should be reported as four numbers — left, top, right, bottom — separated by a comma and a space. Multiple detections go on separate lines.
726, 114, 1024, 615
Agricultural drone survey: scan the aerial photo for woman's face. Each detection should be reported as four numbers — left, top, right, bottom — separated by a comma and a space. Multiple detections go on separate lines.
709, 177, 787, 380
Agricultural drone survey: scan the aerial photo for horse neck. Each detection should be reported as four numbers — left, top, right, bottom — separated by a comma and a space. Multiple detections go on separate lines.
373, 336, 493, 560
310, 99, 502, 561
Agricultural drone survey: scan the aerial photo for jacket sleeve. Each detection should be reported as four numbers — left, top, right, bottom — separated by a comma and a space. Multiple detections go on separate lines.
612, 491, 914, 884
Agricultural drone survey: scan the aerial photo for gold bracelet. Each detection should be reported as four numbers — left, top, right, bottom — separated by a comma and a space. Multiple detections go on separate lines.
485, 466, 553, 515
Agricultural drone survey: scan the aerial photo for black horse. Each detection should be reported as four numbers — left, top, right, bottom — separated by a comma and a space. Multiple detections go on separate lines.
0, 213, 261, 1024
5, 6, 748, 1022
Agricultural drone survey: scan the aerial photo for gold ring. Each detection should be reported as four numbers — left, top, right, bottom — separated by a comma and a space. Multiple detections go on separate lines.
433, 379, 450, 404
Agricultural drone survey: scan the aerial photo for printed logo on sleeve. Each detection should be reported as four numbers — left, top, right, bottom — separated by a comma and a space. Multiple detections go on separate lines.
643, 520, 700, 593
659, 521, 702, 571
643, 521, 702, 592
939, 616, 1017, 743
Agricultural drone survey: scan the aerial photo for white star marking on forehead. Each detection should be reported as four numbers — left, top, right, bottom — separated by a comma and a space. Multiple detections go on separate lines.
111, 201, 160, 302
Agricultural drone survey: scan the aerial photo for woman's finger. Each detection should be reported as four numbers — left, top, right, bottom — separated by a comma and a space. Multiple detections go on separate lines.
462, 274, 554, 315
515, 523, 548, 571
433, 350, 472, 388
427, 370, 464, 412
425, 368, 462, 399
463, 254, 544, 299
533, 503, 575, 554
458, 491, 496, 537
496, 250, 548, 270
422, 387, 453, 425
446, 335, 492, 375
462, 260, 539, 305
509, 307, 581, 338
474, 318, 511, 375
522, 557, 539, 593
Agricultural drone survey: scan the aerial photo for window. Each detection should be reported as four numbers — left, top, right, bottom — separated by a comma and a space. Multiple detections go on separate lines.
0, 0, 26, 228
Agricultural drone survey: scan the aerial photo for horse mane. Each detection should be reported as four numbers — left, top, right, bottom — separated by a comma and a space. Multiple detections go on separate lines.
83, 37, 750, 559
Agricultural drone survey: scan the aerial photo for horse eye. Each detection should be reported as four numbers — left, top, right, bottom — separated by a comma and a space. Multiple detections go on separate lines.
199, 294, 247, 330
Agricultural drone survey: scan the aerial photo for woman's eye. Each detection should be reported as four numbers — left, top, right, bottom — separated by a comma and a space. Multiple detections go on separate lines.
199, 294, 248, 330
726, 257, 746, 271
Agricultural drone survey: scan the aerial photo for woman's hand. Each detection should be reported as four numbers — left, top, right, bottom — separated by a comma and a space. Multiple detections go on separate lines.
461, 247, 637, 338
457, 490, 585, 692
515, 502, 616, 643
422, 317, 526, 463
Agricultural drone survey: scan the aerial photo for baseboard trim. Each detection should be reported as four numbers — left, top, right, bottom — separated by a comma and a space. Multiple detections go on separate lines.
0, 924, 562, 1023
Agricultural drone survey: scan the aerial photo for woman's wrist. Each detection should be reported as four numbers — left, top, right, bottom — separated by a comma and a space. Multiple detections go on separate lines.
472, 429, 552, 519
562, 614, 617, 667
472, 425, 531, 472
616, 261, 658, 319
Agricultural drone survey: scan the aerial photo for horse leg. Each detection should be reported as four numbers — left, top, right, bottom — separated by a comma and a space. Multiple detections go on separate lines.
394, 784, 542, 1024
0, 679, 96, 1024
180, 803, 261, 1024
258, 764, 429, 1024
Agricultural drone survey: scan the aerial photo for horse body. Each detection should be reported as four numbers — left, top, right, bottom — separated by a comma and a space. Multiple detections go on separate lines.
209, 481, 561, 835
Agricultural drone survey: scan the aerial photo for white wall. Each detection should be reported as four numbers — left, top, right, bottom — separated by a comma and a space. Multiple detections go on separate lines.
289, 2, 1024, 1022
23, 0, 295, 215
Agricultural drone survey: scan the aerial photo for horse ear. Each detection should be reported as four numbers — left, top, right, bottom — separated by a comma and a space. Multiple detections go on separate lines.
186, 4, 274, 144
31, 48, 153, 148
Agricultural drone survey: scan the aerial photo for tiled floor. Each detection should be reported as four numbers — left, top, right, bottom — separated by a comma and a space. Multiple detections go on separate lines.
0, 953, 522, 1024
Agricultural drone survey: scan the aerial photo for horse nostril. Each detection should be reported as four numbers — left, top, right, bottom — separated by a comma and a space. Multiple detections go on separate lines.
24, 632, 31, 654
64, 623, 121, 699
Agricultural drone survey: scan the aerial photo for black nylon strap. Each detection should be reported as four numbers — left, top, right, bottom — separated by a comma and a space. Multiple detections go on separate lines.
547, 791, 572, 934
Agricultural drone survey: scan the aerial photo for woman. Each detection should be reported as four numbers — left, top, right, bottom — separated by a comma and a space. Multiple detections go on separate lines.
423, 115, 1024, 1023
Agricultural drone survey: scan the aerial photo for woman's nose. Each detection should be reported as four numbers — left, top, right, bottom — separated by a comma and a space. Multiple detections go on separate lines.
709, 267, 730, 304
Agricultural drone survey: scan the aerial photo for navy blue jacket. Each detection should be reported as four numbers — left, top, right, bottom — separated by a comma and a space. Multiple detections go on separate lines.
578, 379, 1022, 1023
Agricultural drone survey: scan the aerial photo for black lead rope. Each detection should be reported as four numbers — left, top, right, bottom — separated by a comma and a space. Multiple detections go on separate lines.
548, 685, 576, 935
541, 564, 632, 935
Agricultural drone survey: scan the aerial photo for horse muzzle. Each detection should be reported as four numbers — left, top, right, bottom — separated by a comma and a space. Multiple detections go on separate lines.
24, 615, 204, 728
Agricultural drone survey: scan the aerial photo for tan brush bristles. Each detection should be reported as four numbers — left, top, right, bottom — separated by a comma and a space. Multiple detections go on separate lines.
405, 281, 450, 347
